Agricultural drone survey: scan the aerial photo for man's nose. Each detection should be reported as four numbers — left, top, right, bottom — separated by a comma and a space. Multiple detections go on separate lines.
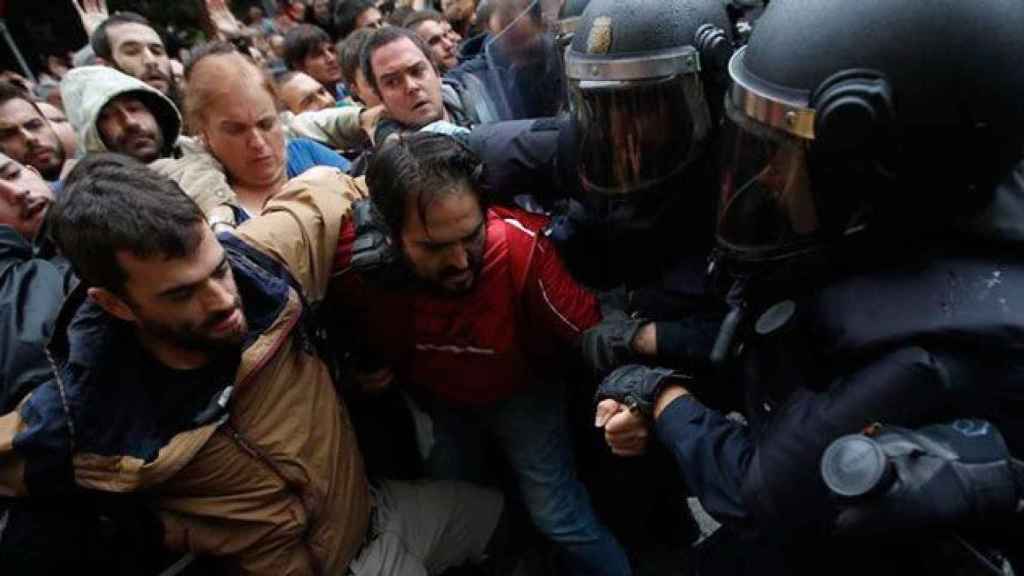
204, 277, 236, 312
20, 126, 38, 146
247, 128, 269, 151
447, 243, 469, 270
122, 109, 143, 131
404, 75, 422, 95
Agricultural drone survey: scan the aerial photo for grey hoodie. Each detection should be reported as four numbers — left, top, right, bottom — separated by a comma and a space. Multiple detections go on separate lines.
60, 66, 181, 157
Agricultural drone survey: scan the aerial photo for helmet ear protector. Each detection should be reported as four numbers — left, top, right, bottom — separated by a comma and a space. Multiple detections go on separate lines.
810, 69, 894, 152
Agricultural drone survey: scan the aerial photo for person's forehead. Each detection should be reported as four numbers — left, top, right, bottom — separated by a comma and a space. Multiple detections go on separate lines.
306, 41, 333, 57
105, 92, 149, 110
281, 79, 318, 106
285, 73, 321, 94
0, 98, 43, 125
120, 225, 220, 291
405, 187, 482, 239
417, 19, 444, 37
109, 23, 164, 47
37, 102, 66, 122
208, 84, 277, 120
373, 38, 429, 73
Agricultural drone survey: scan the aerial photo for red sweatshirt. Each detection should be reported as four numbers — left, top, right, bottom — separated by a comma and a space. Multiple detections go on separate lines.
332, 206, 600, 405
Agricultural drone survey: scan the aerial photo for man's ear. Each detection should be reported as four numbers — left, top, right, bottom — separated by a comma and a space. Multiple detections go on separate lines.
95, 56, 112, 68
87, 287, 137, 323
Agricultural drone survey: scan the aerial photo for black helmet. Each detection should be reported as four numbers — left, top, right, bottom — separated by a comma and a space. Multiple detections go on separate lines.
555, 0, 591, 49
566, 0, 734, 197
716, 0, 1024, 264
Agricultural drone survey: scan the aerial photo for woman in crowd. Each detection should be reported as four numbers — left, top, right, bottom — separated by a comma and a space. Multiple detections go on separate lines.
184, 42, 350, 223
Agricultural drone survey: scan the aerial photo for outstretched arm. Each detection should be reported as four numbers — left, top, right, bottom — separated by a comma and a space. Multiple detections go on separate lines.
232, 167, 367, 302
204, 0, 243, 40
70, 0, 109, 39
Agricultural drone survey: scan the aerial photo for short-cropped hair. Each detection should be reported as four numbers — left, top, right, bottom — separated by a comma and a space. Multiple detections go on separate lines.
50, 153, 206, 292
360, 26, 435, 95
91, 12, 155, 62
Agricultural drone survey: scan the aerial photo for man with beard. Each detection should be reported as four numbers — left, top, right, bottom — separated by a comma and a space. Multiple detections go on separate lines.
90, 12, 181, 108
0, 153, 505, 575
332, 132, 634, 576
0, 82, 67, 182
61, 66, 179, 164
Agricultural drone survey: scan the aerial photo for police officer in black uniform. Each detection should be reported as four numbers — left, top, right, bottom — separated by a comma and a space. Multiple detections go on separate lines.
468, 0, 737, 380
594, 0, 1024, 573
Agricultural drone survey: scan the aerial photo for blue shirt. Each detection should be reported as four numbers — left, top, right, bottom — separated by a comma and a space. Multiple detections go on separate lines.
286, 138, 351, 178
232, 139, 352, 224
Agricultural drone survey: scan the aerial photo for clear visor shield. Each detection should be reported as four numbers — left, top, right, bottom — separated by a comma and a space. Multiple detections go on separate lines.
468, 0, 566, 121
716, 98, 822, 260
570, 73, 711, 196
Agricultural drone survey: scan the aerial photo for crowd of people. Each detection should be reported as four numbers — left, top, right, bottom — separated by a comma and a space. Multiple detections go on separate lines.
1, 0, 1023, 575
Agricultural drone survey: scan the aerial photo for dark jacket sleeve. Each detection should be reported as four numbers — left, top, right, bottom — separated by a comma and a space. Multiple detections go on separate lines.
467, 118, 567, 208
0, 255, 69, 413
654, 346, 955, 533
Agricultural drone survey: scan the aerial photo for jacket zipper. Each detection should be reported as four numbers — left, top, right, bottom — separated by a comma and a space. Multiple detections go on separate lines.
219, 305, 324, 575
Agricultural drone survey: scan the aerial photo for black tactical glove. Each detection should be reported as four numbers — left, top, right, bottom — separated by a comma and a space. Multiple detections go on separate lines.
596, 364, 691, 420
582, 310, 648, 378
349, 199, 409, 287
821, 420, 1024, 534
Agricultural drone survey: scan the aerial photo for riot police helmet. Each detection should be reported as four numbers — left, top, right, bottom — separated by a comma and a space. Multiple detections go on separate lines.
555, 0, 590, 50
566, 0, 734, 197
716, 0, 1024, 264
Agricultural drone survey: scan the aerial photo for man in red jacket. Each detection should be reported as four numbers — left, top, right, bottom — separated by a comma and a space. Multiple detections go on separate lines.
332, 132, 634, 576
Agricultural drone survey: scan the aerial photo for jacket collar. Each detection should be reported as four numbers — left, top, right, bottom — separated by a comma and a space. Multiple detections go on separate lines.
44, 237, 295, 461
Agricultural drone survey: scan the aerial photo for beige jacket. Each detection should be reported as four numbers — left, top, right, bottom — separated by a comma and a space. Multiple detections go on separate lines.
152, 106, 367, 227
0, 169, 371, 575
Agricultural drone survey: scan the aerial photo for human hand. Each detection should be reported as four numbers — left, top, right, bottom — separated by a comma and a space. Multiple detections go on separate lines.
0, 71, 35, 95
581, 310, 649, 378
359, 105, 386, 145
596, 364, 690, 420
206, 0, 242, 40
71, 0, 109, 38
595, 399, 650, 457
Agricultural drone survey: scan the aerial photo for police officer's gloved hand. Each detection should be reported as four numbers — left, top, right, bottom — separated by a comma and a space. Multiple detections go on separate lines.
821, 420, 1024, 534
582, 310, 649, 378
349, 199, 408, 287
596, 364, 689, 420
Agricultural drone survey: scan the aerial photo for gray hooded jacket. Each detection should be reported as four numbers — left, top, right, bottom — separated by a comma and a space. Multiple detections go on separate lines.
60, 66, 181, 157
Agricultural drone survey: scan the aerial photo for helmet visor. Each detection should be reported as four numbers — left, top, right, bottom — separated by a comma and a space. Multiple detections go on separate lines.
716, 97, 821, 260
570, 73, 711, 196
